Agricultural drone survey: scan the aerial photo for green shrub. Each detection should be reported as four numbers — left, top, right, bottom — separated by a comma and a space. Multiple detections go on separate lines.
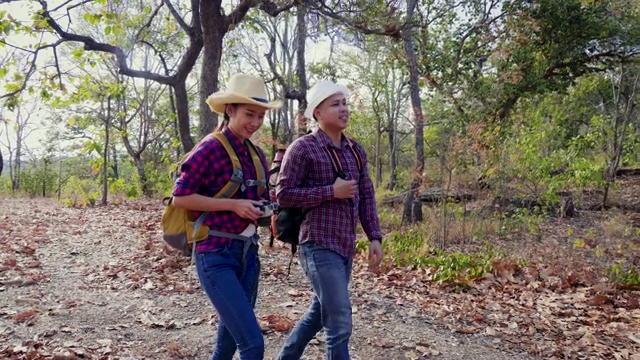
61, 176, 98, 206
607, 261, 640, 289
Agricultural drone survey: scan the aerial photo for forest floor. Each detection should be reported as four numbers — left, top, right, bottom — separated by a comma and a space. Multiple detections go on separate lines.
0, 176, 639, 360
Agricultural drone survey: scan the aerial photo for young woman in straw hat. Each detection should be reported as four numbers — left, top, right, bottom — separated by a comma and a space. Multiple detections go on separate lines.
172, 73, 282, 360
275, 80, 384, 359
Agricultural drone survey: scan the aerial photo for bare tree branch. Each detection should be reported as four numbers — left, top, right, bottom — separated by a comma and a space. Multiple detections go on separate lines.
51, 0, 89, 13
163, 0, 190, 33
259, 0, 295, 17
63, 0, 95, 24
0, 40, 31, 53
41, 4, 173, 85
309, 0, 404, 39
52, 46, 64, 91
0, 39, 66, 100
133, 2, 165, 44
225, 0, 255, 29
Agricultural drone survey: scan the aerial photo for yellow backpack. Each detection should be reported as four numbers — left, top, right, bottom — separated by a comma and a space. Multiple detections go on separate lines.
161, 132, 266, 257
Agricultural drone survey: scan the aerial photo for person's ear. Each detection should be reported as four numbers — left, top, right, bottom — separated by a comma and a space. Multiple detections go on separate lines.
313, 107, 321, 120
225, 104, 236, 117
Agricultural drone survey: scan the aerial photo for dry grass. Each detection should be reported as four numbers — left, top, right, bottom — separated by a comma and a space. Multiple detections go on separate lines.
601, 213, 632, 239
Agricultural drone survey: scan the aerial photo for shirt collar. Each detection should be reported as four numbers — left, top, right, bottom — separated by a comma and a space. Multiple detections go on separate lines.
316, 128, 348, 149
221, 126, 247, 154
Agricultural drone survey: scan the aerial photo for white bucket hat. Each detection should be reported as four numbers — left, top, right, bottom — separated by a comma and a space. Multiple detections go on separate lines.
206, 73, 283, 115
304, 80, 350, 120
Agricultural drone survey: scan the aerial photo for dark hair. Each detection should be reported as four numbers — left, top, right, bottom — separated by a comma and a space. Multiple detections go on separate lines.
214, 104, 238, 132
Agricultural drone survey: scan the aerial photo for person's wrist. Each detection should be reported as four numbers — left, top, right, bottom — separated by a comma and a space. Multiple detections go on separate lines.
327, 185, 336, 200
230, 199, 239, 213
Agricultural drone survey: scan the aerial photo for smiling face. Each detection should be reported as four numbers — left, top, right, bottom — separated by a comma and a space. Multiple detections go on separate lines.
226, 103, 267, 141
313, 92, 349, 132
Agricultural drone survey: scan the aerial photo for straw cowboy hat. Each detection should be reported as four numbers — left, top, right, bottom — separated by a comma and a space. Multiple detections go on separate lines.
206, 73, 283, 115
304, 80, 350, 120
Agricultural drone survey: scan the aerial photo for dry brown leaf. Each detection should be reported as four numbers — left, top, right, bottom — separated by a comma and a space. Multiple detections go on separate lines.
262, 314, 294, 332
14, 310, 38, 323
579, 331, 599, 346
404, 350, 419, 360
586, 294, 610, 306
484, 326, 497, 337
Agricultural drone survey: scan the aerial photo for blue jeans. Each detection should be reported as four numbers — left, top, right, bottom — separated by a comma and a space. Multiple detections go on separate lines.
196, 239, 263, 360
277, 242, 353, 360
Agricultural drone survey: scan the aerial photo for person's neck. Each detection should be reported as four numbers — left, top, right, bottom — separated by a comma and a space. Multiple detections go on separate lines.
319, 125, 342, 148
227, 125, 247, 143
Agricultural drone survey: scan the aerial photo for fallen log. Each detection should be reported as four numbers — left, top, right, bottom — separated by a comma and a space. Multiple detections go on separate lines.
616, 168, 640, 177
381, 192, 408, 206
381, 188, 476, 206
492, 193, 575, 218
418, 188, 475, 203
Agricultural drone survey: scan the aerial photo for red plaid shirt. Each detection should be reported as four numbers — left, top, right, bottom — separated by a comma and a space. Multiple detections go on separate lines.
276, 129, 382, 258
172, 127, 269, 252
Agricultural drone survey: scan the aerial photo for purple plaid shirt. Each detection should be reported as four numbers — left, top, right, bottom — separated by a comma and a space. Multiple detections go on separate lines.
172, 127, 269, 252
276, 129, 382, 259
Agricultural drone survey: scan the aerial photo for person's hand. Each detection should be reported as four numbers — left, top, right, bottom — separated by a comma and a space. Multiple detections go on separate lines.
333, 177, 357, 199
233, 200, 264, 221
368, 240, 383, 271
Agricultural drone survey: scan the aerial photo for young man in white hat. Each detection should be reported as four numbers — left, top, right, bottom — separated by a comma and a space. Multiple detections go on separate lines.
275, 80, 384, 359
172, 73, 282, 360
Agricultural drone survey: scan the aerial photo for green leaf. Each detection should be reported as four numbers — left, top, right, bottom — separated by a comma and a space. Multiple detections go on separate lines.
4, 82, 20, 92
3, 23, 12, 35
105, 25, 111, 35
72, 48, 85, 60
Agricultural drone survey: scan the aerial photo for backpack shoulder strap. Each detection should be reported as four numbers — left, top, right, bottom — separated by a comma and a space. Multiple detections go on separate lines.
312, 131, 345, 176
212, 132, 243, 199
344, 136, 363, 173
245, 139, 266, 196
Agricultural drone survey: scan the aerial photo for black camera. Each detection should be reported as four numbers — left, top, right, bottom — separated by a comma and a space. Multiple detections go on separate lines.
255, 201, 279, 227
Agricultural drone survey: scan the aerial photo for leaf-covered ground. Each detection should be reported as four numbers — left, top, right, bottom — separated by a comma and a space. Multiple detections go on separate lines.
0, 196, 638, 359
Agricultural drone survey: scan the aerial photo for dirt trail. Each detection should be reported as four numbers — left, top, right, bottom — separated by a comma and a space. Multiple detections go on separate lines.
0, 198, 533, 359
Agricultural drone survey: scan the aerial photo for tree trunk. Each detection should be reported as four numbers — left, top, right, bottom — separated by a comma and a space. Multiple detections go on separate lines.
111, 143, 119, 179
375, 114, 382, 188
199, 4, 225, 139
401, 0, 424, 223
42, 159, 48, 197
8, 148, 15, 192
57, 158, 63, 201
174, 82, 195, 153
0, 150, 3, 177
402, 188, 414, 225
13, 117, 23, 190
602, 66, 638, 209
387, 118, 397, 191
102, 97, 111, 206
295, 4, 308, 137
133, 156, 152, 197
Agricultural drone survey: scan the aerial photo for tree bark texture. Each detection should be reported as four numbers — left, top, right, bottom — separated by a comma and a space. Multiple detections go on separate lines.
401, 0, 424, 223
102, 97, 111, 206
